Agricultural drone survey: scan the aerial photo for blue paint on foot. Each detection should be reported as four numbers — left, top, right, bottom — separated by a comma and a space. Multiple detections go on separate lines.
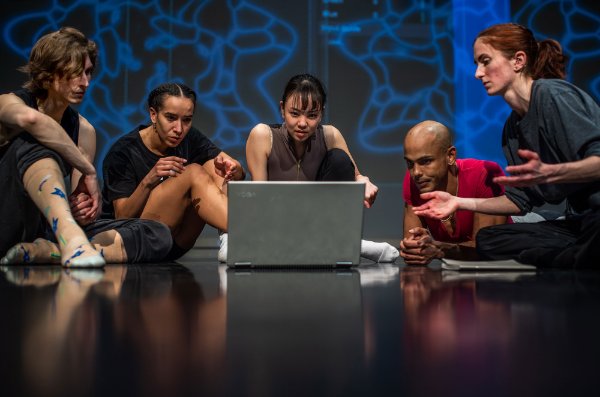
20, 245, 31, 263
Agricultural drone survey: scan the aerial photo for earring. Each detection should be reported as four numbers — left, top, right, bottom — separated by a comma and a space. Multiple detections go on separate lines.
153, 123, 157, 133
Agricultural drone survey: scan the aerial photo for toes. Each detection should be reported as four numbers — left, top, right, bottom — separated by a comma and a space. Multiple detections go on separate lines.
1, 245, 28, 265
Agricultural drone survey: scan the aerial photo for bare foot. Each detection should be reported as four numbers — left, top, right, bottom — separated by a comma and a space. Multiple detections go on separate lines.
1, 238, 61, 265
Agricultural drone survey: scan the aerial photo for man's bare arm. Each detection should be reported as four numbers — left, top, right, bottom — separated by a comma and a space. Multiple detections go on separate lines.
0, 93, 96, 176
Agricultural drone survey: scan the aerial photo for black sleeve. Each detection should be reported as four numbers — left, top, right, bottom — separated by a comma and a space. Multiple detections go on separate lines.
185, 128, 222, 165
501, 118, 546, 213
101, 143, 142, 217
543, 84, 600, 159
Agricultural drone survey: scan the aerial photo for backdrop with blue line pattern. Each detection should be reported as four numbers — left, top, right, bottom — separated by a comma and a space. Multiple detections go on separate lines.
1, 0, 598, 236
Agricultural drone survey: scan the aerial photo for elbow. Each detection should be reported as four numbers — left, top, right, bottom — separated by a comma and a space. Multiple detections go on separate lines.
14, 107, 41, 130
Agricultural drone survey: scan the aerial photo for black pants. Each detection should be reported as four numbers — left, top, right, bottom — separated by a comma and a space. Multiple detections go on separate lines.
476, 212, 600, 268
0, 133, 172, 262
316, 148, 355, 181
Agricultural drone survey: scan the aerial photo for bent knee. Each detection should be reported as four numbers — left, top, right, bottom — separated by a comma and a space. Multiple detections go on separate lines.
182, 163, 213, 182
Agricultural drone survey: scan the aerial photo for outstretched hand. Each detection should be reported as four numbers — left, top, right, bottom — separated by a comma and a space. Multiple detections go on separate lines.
412, 191, 458, 220
493, 149, 556, 187
214, 155, 238, 182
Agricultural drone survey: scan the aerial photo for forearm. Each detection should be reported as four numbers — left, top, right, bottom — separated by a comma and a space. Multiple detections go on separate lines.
546, 155, 600, 184
13, 107, 95, 175
114, 182, 153, 218
438, 241, 480, 261
457, 195, 521, 215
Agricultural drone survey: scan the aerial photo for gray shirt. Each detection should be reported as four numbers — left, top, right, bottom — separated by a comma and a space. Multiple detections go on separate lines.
503, 79, 600, 214
266, 124, 327, 181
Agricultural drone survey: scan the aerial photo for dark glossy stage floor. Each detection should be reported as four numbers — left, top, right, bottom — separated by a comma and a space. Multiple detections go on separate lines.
1, 248, 600, 397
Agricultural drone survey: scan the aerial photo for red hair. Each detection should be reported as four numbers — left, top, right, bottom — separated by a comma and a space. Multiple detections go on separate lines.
476, 23, 567, 79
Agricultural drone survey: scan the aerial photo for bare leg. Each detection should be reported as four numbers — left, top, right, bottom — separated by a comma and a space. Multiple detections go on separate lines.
141, 163, 227, 250
22, 158, 104, 267
1, 230, 126, 265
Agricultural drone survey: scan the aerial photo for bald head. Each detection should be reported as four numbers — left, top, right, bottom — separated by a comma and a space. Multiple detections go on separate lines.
404, 120, 452, 152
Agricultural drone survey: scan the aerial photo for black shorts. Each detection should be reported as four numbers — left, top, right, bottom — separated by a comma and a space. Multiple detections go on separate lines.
82, 218, 173, 263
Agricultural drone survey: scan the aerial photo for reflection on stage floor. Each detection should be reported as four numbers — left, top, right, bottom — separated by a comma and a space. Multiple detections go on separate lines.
1, 247, 599, 397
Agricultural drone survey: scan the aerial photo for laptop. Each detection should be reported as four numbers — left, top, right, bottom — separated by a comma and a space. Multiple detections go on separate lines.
441, 258, 537, 271
226, 181, 365, 267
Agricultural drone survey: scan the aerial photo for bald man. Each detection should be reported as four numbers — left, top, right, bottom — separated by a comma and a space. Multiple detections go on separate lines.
400, 121, 508, 265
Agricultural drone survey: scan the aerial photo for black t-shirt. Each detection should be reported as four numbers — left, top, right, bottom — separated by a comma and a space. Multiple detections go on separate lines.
101, 125, 221, 218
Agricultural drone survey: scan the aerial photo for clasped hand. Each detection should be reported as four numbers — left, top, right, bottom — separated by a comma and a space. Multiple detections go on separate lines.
400, 227, 444, 265
70, 174, 101, 225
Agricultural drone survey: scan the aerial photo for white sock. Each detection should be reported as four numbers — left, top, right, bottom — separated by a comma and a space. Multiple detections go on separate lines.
360, 239, 399, 263
218, 233, 228, 263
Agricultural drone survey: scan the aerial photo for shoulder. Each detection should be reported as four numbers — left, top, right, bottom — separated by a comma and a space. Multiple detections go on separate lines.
322, 124, 341, 137
532, 79, 600, 119
322, 124, 342, 147
187, 125, 208, 138
458, 158, 504, 175
249, 123, 272, 136
184, 125, 217, 146
533, 79, 591, 103
78, 114, 95, 136
457, 158, 504, 197
248, 123, 273, 145
534, 78, 574, 94
107, 127, 143, 156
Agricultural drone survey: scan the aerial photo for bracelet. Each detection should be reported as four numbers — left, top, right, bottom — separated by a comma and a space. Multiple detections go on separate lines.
440, 214, 454, 223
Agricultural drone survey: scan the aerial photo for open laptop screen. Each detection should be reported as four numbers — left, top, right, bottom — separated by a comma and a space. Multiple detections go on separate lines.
226, 181, 365, 267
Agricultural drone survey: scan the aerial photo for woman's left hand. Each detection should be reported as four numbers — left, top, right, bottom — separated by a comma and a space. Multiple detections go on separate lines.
494, 149, 556, 187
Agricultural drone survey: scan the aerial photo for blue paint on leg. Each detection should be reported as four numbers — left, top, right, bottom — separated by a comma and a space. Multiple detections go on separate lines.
51, 187, 67, 199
